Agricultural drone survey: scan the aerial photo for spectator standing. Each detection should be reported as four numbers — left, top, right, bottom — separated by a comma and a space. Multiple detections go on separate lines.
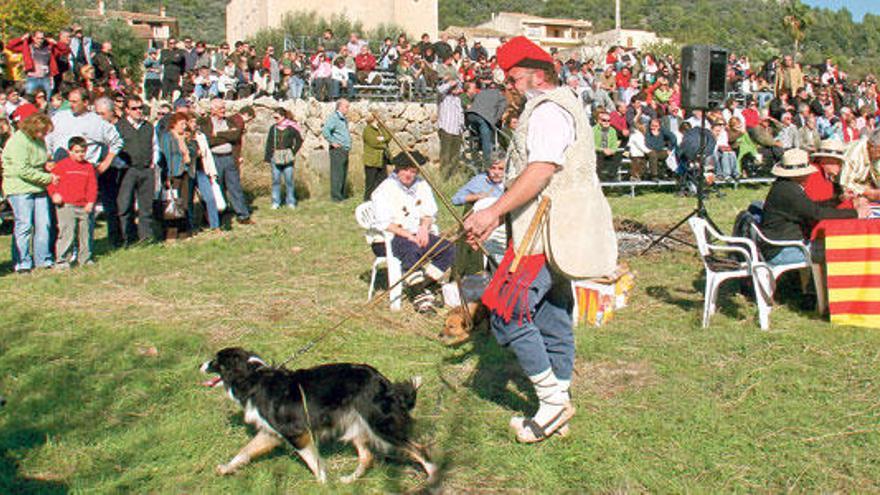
92, 42, 118, 86
182, 38, 198, 73
437, 78, 465, 178
143, 48, 162, 101
2, 111, 56, 273
159, 113, 196, 239
46, 89, 124, 247
115, 95, 157, 244
361, 113, 392, 201
68, 26, 93, 75
6, 31, 67, 96
264, 108, 303, 209
774, 55, 804, 98
160, 38, 186, 99
48, 136, 97, 268
322, 99, 352, 202
466, 83, 507, 167
199, 98, 253, 224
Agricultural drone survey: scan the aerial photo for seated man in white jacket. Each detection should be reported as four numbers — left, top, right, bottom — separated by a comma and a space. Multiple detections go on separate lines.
371, 151, 456, 311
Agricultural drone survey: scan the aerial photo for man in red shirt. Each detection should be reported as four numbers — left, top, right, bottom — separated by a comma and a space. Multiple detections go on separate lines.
47, 136, 98, 268
804, 139, 856, 209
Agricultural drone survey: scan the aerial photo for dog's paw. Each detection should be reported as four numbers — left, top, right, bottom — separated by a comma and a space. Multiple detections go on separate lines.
339, 474, 357, 484
216, 464, 236, 476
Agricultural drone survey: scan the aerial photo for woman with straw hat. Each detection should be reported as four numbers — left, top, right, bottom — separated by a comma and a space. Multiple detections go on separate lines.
760, 148, 869, 266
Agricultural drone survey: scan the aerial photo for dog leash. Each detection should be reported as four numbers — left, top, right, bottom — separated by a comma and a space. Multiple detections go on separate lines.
276, 227, 463, 368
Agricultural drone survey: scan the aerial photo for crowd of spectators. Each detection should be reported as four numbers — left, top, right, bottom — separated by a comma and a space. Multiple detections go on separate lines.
3, 21, 880, 274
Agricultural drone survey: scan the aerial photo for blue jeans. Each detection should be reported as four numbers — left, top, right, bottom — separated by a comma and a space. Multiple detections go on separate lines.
466, 112, 494, 167
8, 193, 53, 271
490, 266, 575, 380
213, 153, 250, 220
768, 245, 808, 266
287, 77, 304, 99
195, 170, 220, 228
715, 151, 739, 178
25, 76, 52, 97
271, 163, 296, 207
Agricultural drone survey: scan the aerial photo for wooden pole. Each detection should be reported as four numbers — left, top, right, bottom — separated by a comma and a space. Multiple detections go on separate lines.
509, 197, 550, 273
372, 111, 493, 259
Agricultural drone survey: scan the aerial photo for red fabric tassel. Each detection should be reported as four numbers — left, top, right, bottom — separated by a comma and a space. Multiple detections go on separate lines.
482, 244, 546, 325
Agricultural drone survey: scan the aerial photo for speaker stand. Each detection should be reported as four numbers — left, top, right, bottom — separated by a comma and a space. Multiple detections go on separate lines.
641, 112, 720, 255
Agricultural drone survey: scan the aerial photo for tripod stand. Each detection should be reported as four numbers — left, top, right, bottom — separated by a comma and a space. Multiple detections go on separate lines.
641, 111, 721, 255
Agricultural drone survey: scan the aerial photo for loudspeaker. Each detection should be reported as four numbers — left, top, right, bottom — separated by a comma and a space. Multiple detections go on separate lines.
680, 45, 729, 109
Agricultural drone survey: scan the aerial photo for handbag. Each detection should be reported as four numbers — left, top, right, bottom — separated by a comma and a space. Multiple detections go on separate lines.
162, 188, 185, 220
272, 127, 295, 164
210, 176, 227, 212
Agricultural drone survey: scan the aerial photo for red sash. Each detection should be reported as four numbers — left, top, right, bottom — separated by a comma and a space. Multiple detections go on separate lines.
481, 244, 546, 325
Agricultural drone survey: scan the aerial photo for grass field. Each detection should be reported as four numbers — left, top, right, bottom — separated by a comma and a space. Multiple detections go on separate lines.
0, 177, 878, 493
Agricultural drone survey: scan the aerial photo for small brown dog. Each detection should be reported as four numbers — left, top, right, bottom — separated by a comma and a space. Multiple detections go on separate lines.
440, 302, 486, 345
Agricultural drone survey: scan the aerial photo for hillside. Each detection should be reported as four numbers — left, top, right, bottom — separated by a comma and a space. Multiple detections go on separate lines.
65, 0, 880, 72
66, 0, 227, 44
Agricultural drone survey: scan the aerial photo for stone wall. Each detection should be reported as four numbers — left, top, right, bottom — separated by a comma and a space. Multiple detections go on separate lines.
197, 97, 440, 196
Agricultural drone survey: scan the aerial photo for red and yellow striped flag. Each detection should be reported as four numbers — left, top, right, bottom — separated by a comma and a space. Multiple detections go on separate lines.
814, 220, 880, 328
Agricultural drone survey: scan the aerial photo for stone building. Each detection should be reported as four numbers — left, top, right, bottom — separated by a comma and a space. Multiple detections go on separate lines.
80, 1, 178, 49
226, 0, 438, 44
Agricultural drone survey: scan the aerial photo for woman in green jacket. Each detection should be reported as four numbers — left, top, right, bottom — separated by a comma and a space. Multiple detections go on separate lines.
264, 108, 303, 209
2, 112, 56, 272
362, 113, 391, 200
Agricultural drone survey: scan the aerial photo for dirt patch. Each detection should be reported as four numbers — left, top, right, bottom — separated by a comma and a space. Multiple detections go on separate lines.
573, 359, 658, 399
615, 218, 693, 256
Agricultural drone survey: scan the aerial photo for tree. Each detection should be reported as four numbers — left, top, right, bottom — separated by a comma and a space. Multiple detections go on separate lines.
0, 0, 70, 38
81, 18, 147, 81
781, 0, 814, 56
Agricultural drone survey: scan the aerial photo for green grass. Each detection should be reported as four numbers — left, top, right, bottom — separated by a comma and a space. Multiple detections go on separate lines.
0, 178, 878, 493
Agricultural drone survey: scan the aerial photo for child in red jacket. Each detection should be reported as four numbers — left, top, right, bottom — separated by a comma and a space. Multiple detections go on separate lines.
48, 136, 98, 268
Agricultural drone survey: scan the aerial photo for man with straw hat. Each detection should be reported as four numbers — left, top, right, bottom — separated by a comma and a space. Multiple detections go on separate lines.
463, 36, 617, 443
760, 148, 868, 267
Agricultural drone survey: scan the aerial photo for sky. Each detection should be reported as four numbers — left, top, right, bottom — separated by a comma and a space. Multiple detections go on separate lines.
802, 0, 879, 22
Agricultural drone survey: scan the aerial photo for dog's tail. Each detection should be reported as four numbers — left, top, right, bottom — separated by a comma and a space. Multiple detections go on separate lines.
391, 376, 421, 411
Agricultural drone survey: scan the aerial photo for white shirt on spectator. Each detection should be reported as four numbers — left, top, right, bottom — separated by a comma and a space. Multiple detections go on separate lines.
371, 174, 438, 234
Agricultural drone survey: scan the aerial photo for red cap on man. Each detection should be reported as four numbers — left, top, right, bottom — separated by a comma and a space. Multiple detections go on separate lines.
496, 36, 555, 73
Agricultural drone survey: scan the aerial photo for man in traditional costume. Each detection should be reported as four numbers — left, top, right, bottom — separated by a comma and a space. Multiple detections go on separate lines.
463, 37, 617, 443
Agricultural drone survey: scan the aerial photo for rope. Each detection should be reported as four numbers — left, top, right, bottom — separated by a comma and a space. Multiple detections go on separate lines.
277, 226, 463, 368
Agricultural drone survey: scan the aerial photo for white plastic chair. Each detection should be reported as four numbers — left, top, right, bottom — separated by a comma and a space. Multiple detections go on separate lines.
354, 201, 435, 312
689, 217, 774, 329
354, 202, 406, 310
750, 223, 827, 315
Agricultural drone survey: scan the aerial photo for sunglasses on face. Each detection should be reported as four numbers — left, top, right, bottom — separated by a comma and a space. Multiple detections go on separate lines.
129, 105, 143, 111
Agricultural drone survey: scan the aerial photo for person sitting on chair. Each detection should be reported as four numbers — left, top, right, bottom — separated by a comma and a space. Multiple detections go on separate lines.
451, 150, 505, 206
371, 151, 456, 311
804, 139, 857, 209
761, 149, 868, 267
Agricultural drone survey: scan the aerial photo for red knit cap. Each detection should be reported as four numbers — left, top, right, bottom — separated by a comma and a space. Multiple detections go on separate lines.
496, 36, 554, 72
11, 103, 39, 123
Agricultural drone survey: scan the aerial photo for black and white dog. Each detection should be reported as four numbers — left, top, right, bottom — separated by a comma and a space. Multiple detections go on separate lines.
201, 347, 436, 483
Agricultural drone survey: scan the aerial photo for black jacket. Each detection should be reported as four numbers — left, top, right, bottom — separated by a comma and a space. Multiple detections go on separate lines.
263, 125, 303, 165
761, 178, 857, 256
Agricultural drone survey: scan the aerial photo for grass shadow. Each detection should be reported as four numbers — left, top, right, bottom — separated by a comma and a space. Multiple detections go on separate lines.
0, 427, 69, 494
445, 330, 534, 415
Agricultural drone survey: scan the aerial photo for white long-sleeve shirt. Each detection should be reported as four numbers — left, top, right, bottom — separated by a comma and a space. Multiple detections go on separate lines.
628, 130, 650, 158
